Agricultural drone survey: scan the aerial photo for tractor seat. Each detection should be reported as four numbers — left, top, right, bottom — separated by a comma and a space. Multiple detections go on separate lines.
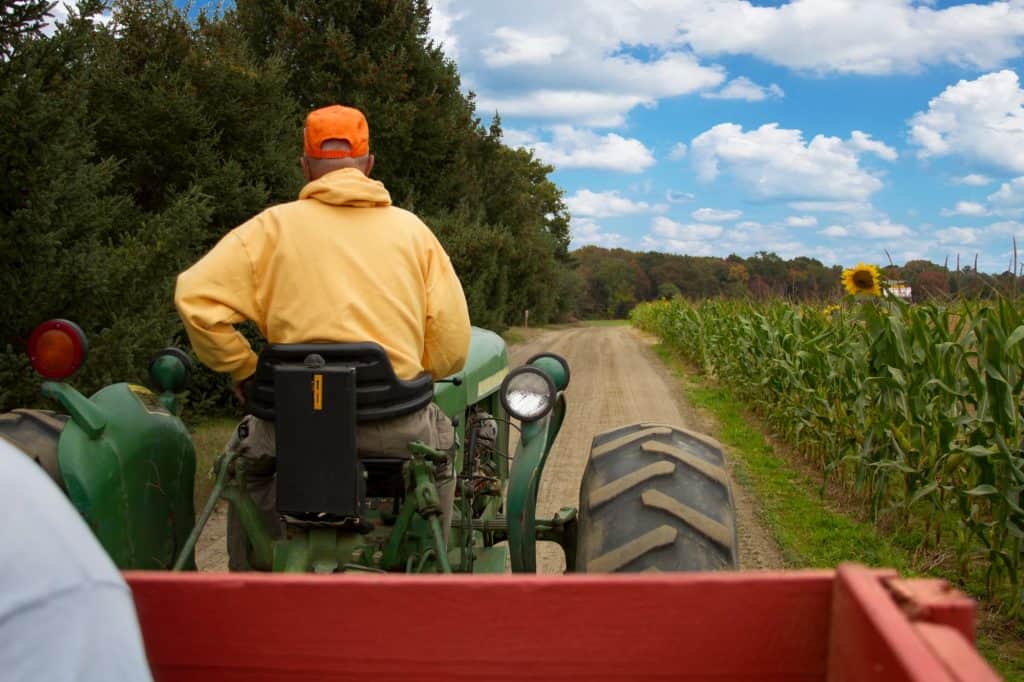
246, 343, 433, 520
245, 342, 433, 423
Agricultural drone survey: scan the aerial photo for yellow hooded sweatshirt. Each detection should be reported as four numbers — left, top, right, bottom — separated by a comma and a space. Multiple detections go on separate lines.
174, 168, 471, 383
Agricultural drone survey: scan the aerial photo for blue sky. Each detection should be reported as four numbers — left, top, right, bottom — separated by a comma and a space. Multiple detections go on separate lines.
428, 1, 1024, 273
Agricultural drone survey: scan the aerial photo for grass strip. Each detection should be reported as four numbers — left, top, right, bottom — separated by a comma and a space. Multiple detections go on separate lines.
189, 417, 236, 505
580, 319, 631, 327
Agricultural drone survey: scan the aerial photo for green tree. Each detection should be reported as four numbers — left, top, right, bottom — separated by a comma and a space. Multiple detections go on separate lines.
234, 0, 474, 216
915, 270, 950, 300
658, 282, 682, 300
0, 0, 302, 409
0, 0, 209, 407
1, 0, 53, 60
0, 0, 578, 409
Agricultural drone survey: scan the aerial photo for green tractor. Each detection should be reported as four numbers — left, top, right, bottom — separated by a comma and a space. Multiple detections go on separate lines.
1, 319, 738, 575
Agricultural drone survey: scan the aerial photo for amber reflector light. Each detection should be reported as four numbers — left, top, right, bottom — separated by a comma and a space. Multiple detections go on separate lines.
27, 319, 87, 380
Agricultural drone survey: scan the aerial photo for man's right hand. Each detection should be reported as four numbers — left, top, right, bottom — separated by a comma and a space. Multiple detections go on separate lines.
232, 377, 253, 405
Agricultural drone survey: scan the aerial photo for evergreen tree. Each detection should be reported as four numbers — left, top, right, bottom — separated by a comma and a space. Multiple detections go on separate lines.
0, 0, 578, 409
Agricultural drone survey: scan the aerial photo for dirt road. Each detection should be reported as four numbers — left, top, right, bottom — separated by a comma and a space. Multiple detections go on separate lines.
196, 324, 783, 572
509, 325, 783, 573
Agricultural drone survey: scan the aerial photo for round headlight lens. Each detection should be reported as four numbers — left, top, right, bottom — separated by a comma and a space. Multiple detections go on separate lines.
500, 367, 556, 422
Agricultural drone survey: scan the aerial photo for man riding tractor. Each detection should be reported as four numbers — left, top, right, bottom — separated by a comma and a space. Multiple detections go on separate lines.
174, 104, 471, 571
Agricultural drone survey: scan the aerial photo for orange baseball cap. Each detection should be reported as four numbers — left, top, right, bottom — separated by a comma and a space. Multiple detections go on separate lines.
303, 105, 370, 159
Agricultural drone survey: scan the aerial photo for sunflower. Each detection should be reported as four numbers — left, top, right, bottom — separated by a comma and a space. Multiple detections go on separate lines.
841, 263, 882, 296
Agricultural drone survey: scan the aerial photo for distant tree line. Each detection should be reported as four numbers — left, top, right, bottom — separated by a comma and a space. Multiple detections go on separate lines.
1, 0, 573, 410
572, 247, 841, 318
572, 247, 1024, 319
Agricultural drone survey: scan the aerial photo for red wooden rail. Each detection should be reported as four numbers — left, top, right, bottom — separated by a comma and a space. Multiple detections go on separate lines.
125, 564, 1000, 681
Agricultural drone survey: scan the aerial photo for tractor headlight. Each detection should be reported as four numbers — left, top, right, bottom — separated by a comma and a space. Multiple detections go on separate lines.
500, 367, 557, 422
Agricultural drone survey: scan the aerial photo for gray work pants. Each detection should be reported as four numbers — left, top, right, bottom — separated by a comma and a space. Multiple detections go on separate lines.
224, 403, 455, 571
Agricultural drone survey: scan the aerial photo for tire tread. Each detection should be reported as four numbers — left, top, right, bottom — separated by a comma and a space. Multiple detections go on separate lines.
0, 409, 67, 488
577, 423, 738, 572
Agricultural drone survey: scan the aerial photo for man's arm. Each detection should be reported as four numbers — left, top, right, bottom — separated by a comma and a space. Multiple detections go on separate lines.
422, 239, 471, 380
174, 231, 262, 382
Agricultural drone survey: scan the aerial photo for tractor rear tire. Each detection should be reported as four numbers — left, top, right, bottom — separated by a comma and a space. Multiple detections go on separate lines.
575, 423, 738, 572
0, 409, 68, 490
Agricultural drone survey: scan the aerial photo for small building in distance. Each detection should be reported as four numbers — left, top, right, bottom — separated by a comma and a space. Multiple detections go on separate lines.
885, 280, 913, 300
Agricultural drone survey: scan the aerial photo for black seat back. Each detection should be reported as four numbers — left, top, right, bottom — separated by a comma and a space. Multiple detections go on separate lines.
244, 343, 433, 521
245, 343, 433, 423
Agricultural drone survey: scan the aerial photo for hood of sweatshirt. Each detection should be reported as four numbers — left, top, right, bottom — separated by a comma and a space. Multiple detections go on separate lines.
298, 168, 392, 208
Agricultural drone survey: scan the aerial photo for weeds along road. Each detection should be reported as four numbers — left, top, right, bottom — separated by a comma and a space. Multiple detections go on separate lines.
196, 324, 782, 573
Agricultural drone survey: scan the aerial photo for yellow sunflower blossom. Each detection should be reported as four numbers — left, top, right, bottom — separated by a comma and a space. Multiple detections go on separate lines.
841, 263, 882, 296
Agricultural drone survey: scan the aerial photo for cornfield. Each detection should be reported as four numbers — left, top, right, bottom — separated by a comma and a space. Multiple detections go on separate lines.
632, 295, 1024, 610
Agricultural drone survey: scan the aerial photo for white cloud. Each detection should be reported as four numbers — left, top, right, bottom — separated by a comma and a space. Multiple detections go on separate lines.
668, 143, 688, 161
639, 216, 850, 263
652, 216, 724, 241
820, 225, 849, 237
955, 174, 993, 186
666, 190, 695, 204
482, 27, 570, 67
702, 77, 784, 101
432, 6, 733, 127
427, 0, 462, 59
481, 91, 653, 128
987, 177, 1024, 213
629, 179, 654, 195
691, 208, 742, 222
641, 236, 716, 257
989, 220, 1024, 235
566, 190, 658, 218
788, 200, 875, 214
473, 52, 724, 127
910, 71, 1024, 173
643, 217, 723, 256
677, 1, 1024, 75
936, 227, 979, 244
785, 215, 818, 228
847, 131, 899, 161
507, 126, 655, 172
690, 123, 893, 201
570, 217, 626, 248
941, 201, 989, 217
438, 2, 1024, 130
857, 219, 914, 239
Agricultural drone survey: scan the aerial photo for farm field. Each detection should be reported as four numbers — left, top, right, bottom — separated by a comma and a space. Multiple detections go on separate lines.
652, 344, 1024, 680
634, 296, 1024, 679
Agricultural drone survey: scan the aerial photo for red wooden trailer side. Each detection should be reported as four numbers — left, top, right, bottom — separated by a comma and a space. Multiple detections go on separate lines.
125, 563, 1000, 681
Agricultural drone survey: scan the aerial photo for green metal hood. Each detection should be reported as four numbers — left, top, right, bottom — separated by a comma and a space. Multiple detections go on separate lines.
55, 382, 196, 569
433, 327, 509, 417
